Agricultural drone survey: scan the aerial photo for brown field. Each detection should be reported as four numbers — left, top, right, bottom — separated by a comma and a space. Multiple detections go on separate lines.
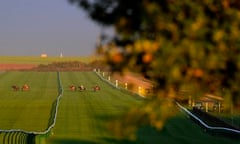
0, 64, 37, 71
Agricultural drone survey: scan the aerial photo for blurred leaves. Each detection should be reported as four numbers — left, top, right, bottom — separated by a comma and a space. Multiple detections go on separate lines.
69, 0, 240, 139
107, 98, 177, 140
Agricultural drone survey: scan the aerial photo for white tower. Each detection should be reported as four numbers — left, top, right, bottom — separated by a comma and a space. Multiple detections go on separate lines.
60, 50, 63, 58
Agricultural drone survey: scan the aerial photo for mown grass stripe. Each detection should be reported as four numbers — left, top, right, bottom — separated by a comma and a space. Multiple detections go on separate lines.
47, 72, 142, 143
0, 72, 59, 132
0, 71, 238, 144
0, 71, 64, 144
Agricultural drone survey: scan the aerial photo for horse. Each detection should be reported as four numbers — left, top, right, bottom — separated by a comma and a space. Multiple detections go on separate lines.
22, 84, 30, 91
12, 85, 20, 91
69, 85, 77, 91
93, 85, 100, 92
78, 85, 86, 91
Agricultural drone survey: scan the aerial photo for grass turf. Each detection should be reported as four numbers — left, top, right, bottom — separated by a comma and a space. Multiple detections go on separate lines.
0, 71, 239, 144
0, 56, 99, 64
46, 72, 240, 144
46, 72, 143, 144
0, 71, 59, 131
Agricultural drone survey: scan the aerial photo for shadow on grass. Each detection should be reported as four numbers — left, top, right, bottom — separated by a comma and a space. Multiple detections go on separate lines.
47, 137, 135, 144
47, 114, 240, 144
100, 137, 136, 144
47, 127, 176, 144
47, 125, 240, 144
47, 138, 96, 144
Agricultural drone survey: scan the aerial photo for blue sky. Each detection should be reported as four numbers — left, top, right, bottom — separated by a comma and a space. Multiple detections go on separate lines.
0, 0, 106, 56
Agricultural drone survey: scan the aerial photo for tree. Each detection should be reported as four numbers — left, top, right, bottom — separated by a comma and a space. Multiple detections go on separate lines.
68, 0, 240, 139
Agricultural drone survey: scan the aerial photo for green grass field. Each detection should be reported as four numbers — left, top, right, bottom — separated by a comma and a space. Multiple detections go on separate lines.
0, 71, 239, 144
0, 56, 100, 64
46, 72, 143, 144
0, 72, 58, 131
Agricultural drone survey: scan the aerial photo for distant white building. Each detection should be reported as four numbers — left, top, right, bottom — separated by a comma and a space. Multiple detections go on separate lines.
41, 53, 48, 58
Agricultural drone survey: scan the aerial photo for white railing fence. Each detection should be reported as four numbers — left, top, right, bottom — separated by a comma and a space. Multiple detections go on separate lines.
176, 102, 240, 137
94, 69, 147, 98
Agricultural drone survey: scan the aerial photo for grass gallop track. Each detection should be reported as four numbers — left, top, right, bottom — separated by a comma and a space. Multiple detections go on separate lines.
47, 72, 239, 144
0, 71, 59, 143
47, 72, 143, 144
0, 71, 238, 144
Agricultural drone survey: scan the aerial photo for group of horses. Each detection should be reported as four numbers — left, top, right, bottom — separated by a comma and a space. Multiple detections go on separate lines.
69, 85, 100, 92
12, 84, 30, 91
12, 83, 99, 92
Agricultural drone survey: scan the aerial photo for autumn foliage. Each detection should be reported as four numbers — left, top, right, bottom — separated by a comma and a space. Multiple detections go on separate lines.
69, 0, 240, 139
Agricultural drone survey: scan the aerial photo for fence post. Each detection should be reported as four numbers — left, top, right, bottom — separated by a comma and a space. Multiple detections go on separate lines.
138, 86, 142, 95
125, 83, 128, 89
108, 76, 111, 81
206, 102, 208, 112
115, 80, 118, 87
188, 95, 192, 107
218, 102, 221, 113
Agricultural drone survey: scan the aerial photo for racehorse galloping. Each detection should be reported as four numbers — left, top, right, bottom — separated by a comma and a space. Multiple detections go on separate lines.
22, 84, 30, 91
12, 85, 20, 91
69, 85, 77, 91
78, 85, 86, 91
93, 85, 100, 92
